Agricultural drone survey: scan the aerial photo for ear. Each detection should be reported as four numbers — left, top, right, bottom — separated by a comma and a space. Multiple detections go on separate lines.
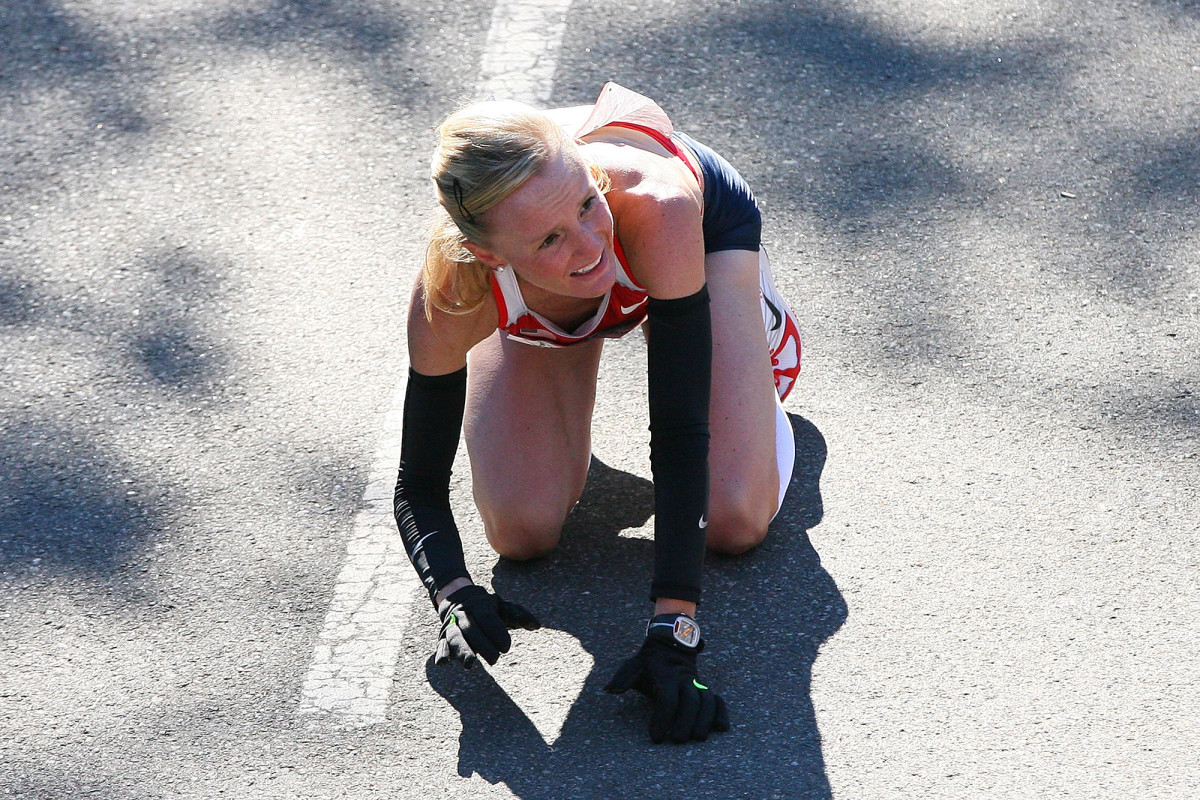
461, 240, 505, 271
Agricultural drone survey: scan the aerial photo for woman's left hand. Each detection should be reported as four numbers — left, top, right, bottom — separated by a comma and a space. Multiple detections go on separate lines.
605, 613, 730, 743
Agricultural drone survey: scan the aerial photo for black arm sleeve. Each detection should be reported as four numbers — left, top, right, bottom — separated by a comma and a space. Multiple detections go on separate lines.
645, 285, 712, 604
393, 366, 471, 609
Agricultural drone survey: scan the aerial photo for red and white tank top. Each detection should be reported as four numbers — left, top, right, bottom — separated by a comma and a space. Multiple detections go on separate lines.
490, 238, 649, 348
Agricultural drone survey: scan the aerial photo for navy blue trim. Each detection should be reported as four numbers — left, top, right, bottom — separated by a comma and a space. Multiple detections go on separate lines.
674, 131, 762, 254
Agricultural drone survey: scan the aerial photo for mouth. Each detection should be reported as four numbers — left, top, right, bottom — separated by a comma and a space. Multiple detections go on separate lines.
570, 253, 603, 277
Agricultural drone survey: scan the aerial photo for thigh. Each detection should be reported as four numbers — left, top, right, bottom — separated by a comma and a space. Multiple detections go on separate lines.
463, 331, 603, 558
704, 248, 780, 549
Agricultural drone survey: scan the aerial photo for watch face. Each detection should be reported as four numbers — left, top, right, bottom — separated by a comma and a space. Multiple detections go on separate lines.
672, 616, 700, 648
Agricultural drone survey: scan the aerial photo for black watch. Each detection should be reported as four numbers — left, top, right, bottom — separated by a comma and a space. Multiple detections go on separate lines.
647, 612, 701, 649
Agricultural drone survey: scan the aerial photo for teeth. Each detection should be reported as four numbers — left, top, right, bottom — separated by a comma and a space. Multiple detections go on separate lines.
572, 254, 602, 276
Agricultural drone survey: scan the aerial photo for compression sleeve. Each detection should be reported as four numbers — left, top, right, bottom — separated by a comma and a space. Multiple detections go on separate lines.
393, 366, 472, 608
645, 285, 712, 604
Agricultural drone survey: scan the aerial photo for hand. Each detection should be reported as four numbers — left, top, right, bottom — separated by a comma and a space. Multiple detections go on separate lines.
605, 613, 730, 743
434, 585, 540, 669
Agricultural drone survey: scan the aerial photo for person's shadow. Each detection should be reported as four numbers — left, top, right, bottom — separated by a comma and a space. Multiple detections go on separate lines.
426, 414, 845, 799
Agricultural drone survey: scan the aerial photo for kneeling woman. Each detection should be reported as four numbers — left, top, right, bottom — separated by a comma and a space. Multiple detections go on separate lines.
393, 83, 802, 744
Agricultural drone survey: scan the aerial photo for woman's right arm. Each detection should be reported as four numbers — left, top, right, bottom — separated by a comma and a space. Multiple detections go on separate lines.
394, 277, 495, 607
395, 279, 539, 669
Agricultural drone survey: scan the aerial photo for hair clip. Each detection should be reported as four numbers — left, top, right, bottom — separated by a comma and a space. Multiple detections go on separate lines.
451, 178, 474, 225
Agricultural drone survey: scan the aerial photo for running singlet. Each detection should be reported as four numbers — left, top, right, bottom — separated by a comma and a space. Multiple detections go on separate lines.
489, 83, 702, 348
491, 239, 647, 348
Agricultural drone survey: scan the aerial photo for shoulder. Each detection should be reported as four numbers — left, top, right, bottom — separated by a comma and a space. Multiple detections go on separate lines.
584, 139, 700, 210
599, 162, 706, 300
578, 139, 701, 246
610, 179, 701, 238
407, 275, 499, 375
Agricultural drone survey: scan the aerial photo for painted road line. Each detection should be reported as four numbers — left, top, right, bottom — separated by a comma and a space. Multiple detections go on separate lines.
478, 0, 575, 105
298, 384, 413, 725
299, 0, 575, 726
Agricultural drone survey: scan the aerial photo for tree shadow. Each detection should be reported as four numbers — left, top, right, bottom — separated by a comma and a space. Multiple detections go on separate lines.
127, 248, 235, 395
0, 0, 152, 163
0, 419, 160, 575
0, 272, 40, 328
213, 0, 410, 56
206, 0, 450, 122
1085, 129, 1200, 301
428, 415, 845, 799
0, 243, 238, 577
1142, 0, 1200, 21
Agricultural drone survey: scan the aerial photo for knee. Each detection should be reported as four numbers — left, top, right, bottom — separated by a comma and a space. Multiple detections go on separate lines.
704, 491, 775, 555
482, 507, 565, 561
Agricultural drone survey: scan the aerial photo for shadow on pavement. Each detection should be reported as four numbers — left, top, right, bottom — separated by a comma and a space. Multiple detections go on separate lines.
0, 420, 157, 574
428, 415, 845, 799
0, 244, 236, 577
0, 0, 151, 136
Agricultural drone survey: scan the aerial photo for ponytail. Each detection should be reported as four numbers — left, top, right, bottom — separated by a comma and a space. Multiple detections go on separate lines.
421, 210, 493, 317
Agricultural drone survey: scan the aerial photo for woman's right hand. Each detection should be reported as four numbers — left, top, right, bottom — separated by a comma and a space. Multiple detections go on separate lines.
434, 585, 541, 668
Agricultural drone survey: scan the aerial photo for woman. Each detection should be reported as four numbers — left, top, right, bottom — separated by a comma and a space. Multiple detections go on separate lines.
393, 83, 802, 744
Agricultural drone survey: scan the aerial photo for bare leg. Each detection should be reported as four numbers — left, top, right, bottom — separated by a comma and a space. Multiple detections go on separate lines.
704, 249, 781, 554
463, 332, 604, 560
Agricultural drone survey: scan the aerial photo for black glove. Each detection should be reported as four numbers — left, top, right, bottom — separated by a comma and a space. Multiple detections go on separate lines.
434, 584, 540, 669
605, 613, 730, 743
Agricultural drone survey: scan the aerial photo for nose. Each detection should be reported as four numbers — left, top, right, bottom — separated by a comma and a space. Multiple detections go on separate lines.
563, 224, 599, 269
580, 205, 610, 252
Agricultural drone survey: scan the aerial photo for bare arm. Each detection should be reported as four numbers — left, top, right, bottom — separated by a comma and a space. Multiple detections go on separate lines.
406, 276, 498, 376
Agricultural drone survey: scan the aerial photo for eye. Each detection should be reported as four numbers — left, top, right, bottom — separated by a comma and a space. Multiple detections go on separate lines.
581, 195, 596, 214
539, 233, 559, 249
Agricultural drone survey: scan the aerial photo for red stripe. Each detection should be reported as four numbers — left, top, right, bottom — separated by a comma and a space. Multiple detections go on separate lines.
489, 270, 510, 325
603, 121, 702, 184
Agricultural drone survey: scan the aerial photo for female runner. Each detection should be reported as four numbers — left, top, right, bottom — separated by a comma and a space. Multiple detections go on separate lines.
394, 83, 802, 744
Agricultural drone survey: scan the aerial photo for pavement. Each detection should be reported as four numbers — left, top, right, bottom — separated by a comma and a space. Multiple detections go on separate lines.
2, 1, 1197, 799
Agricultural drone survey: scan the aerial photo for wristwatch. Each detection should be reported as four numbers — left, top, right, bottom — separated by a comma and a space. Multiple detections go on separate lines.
647, 612, 701, 649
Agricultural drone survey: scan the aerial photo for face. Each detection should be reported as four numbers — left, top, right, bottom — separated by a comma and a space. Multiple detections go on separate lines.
464, 145, 616, 300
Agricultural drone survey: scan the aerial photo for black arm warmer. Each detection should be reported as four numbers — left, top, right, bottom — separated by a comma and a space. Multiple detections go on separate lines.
645, 285, 712, 604
393, 366, 471, 608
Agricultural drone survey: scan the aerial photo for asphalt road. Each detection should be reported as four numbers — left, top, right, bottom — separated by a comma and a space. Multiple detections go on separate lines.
2, 1, 1198, 798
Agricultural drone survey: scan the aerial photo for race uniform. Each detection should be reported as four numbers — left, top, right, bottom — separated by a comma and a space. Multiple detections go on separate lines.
395, 83, 801, 613
489, 237, 649, 347
489, 82, 802, 401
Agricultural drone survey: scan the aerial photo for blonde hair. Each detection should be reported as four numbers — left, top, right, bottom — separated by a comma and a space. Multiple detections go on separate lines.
423, 100, 608, 318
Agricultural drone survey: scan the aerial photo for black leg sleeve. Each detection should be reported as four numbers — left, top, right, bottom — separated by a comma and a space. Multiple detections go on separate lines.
645, 286, 712, 604
393, 366, 472, 608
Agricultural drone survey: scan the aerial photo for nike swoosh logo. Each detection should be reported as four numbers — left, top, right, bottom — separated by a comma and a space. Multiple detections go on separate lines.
413, 530, 439, 552
698, 515, 707, 529
619, 298, 647, 315
763, 295, 783, 332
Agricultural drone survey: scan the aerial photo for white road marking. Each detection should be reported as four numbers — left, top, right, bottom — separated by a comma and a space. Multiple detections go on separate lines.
299, 0, 575, 726
478, 0, 575, 105
298, 386, 413, 726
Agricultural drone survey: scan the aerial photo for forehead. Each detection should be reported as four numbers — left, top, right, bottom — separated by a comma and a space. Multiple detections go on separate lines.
486, 146, 591, 233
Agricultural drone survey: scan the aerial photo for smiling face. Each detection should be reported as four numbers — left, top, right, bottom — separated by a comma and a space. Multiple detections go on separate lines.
463, 144, 616, 301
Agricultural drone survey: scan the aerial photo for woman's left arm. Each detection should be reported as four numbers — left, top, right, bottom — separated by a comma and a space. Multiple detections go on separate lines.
618, 187, 710, 608
605, 191, 729, 742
